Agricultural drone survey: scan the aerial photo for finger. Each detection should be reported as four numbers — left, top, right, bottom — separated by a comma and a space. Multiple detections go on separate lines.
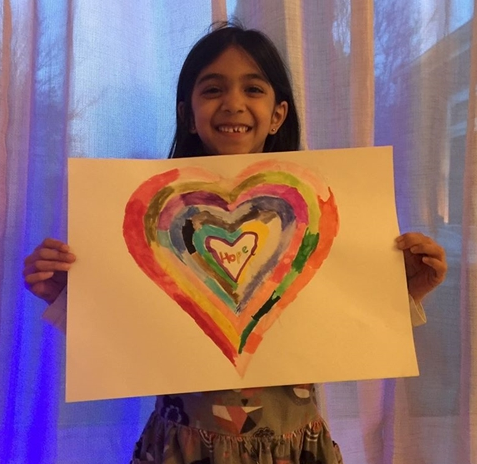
39, 238, 70, 252
421, 256, 447, 281
24, 271, 55, 285
395, 232, 431, 249
37, 247, 76, 263
24, 238, 71, 265
422, 255, 447, 272
409, 242, 446, 259
24, 280, 60, 303
23, 260, 73, 277
24, 248, 76, 266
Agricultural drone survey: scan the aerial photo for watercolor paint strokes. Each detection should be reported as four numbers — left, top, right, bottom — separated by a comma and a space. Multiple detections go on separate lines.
67, 148, 419, 402
123, 159, 339, 375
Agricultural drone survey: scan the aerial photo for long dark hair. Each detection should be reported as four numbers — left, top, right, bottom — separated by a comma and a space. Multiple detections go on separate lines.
169, 23, 300, 158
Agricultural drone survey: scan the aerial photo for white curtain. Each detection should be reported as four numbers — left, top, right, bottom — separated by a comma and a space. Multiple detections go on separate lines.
1, 0, 475, 462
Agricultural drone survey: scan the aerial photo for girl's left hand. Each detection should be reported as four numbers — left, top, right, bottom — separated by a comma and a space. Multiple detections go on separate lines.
396, 232, 447, 303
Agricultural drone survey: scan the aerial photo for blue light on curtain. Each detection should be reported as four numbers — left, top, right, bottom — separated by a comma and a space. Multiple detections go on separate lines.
1, 0, 69, 460
1, 0, 216, 462
1, 0, 474, 462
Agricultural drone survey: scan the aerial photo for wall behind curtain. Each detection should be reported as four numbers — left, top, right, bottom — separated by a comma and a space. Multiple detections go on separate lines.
1, 0, 475, 463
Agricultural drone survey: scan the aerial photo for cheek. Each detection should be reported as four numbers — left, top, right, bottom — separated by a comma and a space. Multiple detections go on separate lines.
191, 101, 212, 123
261, 101, 279, 121
192, 113, 209, 134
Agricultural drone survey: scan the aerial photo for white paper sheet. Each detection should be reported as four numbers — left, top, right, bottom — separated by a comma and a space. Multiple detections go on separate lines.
66, 147, 418, 402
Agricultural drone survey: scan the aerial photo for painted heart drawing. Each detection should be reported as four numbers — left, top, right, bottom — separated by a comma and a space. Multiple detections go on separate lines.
123, 159, 339, 375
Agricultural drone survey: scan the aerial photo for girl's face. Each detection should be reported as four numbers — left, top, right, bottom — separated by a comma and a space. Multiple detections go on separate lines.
187, 46, 288, 155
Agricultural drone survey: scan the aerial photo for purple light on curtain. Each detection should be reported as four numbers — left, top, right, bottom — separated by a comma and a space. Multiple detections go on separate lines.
1, 0, 212, 461
0, 0, 69, 460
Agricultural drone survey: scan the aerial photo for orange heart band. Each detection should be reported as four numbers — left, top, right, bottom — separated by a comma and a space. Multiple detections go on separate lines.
123, 159, 339, 375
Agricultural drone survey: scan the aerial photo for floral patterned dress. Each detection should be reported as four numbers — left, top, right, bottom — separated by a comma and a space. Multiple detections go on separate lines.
131, 384, 343, 464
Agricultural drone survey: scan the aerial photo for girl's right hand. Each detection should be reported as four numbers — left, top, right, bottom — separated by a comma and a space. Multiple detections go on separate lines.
23, 238, 76, 304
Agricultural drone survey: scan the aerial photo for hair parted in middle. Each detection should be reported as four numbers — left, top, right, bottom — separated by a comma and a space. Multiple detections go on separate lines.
169, 22, 300, 159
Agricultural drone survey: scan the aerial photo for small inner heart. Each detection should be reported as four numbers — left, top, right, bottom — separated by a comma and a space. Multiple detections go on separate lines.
206, 232, 258, 282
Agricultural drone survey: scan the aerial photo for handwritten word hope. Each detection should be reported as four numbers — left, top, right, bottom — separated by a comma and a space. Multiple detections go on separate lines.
218, 246, 253, 265
206, 232, 259, 282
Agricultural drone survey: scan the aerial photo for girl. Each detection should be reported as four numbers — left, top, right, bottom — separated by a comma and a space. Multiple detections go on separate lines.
23, 24, 447, 464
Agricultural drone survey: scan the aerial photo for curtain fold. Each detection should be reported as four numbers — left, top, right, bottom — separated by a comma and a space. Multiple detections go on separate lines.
211, 0, 227, 23
459, 4, 477, 462
0, 0, 12, 265
350, 0, 374, 147
1, 0, 475, 462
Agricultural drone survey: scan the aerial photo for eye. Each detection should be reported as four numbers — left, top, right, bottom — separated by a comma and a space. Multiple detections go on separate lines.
201, 86, 222, 97
246, 85, 265, 95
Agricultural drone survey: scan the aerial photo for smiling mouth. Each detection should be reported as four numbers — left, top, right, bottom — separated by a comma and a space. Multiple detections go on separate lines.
217, 125, 251, 133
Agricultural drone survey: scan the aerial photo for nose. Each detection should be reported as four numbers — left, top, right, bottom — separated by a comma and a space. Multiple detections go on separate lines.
221, 88, 245, 113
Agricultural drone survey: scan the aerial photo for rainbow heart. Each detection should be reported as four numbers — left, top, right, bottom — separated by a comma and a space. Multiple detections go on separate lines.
123, 159, 339, 375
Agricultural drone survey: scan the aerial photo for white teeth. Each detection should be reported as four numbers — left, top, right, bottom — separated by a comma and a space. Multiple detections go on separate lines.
218, 125, 249, 133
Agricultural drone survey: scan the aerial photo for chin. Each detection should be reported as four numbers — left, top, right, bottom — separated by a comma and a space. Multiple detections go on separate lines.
209, 149, 249, 156
203, 143, 258, 156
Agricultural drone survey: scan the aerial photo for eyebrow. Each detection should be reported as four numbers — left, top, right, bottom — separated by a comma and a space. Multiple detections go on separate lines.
195, 73, 269, 86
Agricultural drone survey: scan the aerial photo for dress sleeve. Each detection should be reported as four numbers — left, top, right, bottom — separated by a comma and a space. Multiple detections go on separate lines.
409, 294, 426, 327
42, 288, 67, 334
